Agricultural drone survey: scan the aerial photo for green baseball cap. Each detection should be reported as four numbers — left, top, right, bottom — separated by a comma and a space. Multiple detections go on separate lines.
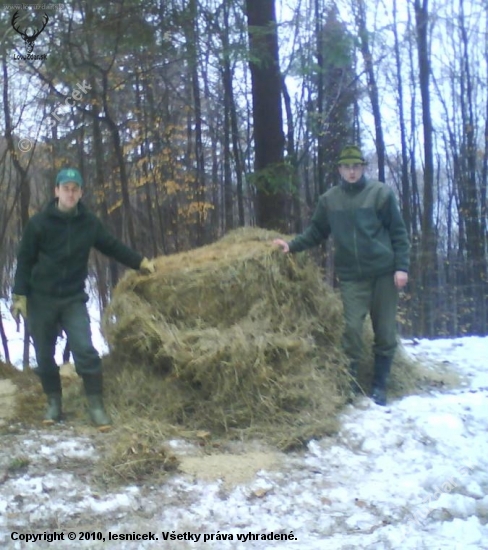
338, 145, 366, 165
56, 168, 83, 187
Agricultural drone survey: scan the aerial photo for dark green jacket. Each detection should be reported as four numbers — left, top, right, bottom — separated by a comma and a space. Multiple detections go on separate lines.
289, 177, 410, 281
13, 199, 143, 298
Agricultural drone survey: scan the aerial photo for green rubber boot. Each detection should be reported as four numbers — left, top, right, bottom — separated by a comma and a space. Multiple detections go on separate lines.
86, 394, 112, 428
43, 394, 63, 424
82, 373, 112, 428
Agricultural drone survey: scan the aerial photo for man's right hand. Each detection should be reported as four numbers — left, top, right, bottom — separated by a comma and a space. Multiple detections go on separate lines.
272, 239, 290, 253
10, 294, 27, 323
139, 257, 156, 275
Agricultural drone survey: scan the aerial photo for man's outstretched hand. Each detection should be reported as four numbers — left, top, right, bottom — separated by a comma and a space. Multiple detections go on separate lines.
139, 257, 156, 275
272, 239, 290, 253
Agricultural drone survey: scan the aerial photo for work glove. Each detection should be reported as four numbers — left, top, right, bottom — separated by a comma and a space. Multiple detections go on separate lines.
139, 257, 155, 275
10, 294, 27, 323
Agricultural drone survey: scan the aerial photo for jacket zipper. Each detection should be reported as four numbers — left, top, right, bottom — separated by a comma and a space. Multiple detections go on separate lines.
349, 191, 362, 277
61, 219, 71, 293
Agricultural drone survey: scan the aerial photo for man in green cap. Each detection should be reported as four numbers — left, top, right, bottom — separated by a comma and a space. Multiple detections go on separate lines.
273, 146, 410, 406
10, 168, 156, 428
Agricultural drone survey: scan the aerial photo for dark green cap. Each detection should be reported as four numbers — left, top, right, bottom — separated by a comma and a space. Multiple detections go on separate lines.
56, 168, 83, 187
338, 146, 366, 165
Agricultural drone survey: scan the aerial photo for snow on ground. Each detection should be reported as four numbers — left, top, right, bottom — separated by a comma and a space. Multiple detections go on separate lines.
1, 297, 487, 549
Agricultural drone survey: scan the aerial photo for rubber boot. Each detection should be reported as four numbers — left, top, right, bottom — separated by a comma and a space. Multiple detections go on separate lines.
82, 373, 112, 428
86, 394, 112, 428
43, 393, 63, 424
371, 355, 393, 406
38, 373, 63, 424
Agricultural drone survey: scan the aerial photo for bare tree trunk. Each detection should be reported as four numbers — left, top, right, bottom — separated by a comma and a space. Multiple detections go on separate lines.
355, 0, 385, 182
245, 0, 287, 231
314, 0, 326, 195
104, 109, 137, 250
2, 52, 31, 368
481, 5, 488, 209
62, 341, 71, 364
415, 0, 436, 337
89, 75, 117, 302
185, 0, 207, 246
135, 72, 158, 257
282, 78, 302, 233
457, 0, 487, 333
0, 317, 10, 365
145, 63, 168, 256
229, 84, 246, 227
221, 11, 234, 232
392, 0, 412, 235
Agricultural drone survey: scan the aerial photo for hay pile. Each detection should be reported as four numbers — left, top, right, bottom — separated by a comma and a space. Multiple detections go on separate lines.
102, 227, 416, 451
0, 361, 44, 428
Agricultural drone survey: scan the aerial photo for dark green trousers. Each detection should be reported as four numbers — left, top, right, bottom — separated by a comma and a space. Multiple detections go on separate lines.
27, 292, 101, 394
339, 273, 399, 363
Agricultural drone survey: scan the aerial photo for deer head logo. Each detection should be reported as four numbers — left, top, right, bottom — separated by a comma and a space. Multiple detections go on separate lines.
11, 11, 49, 54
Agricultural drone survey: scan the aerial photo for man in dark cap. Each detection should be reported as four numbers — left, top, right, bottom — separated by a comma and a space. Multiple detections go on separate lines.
274, 146, 410, 406
11, 168, 156, 428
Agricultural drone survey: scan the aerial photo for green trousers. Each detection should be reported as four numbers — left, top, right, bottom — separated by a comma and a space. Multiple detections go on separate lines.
339, 273, 399, 362
27, 292, 102, 394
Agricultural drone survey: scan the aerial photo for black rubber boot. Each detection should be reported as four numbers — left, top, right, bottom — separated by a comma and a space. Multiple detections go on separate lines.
82, 373, 112, 428
371, 355, 393, 406
43, 393, 63, 424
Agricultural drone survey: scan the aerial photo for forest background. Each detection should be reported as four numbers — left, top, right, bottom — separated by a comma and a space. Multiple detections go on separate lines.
1, 0, 487, 367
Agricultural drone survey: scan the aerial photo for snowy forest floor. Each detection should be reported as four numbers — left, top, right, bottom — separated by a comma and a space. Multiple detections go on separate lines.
1, 337, 487, 550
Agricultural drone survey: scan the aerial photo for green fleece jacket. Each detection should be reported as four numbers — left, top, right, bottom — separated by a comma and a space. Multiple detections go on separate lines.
13, 199, 143, 298
289, 177, 410, 281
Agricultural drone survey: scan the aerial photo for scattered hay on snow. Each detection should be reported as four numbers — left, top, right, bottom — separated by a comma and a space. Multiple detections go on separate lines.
97, 421, 179, 484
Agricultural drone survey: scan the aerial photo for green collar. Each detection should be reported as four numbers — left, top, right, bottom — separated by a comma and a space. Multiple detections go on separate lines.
341, 175, 367, 193
54, 200, 79, 218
